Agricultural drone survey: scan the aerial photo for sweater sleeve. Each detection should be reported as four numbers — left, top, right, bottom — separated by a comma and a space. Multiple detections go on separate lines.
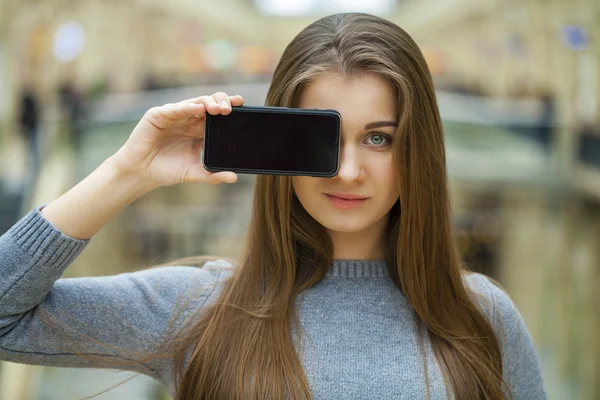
466, 273, 547, 400
0, 206, 232, 386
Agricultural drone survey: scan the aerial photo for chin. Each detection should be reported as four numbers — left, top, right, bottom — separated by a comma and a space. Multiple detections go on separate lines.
316, 215, 374, 234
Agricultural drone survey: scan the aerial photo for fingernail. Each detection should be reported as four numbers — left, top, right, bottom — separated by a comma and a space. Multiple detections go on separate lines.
220, 100, 229, 108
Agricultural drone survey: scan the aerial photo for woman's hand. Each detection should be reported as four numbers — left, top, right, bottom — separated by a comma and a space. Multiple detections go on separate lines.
111, 92, 243, 189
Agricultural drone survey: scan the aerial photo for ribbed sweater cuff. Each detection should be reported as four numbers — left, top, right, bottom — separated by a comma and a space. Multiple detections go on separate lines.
6, 205, 89, 266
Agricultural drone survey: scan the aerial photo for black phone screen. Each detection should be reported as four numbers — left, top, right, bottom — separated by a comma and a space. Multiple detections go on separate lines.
203, 106, 341, 176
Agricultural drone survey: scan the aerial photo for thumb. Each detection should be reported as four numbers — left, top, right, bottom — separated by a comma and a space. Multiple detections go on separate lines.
185, 165, 237, 184
209, 171, 238, 184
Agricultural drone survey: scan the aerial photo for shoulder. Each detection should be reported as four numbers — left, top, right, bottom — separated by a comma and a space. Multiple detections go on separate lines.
463, 272, 517, 329
462, 272, 533, 358
463, 272, 547, 398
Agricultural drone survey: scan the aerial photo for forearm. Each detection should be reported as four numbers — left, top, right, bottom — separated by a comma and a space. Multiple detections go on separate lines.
40, 156, 153, 240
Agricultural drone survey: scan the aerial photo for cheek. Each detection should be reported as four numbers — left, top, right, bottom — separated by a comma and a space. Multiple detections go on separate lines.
368, 155, 398, 186
292, 177, 315, 202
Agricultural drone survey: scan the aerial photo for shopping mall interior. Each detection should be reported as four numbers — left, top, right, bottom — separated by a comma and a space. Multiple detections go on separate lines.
0, 0, 599, 399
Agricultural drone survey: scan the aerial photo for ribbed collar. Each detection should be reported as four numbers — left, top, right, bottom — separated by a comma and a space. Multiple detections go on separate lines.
326, 260, 389, 279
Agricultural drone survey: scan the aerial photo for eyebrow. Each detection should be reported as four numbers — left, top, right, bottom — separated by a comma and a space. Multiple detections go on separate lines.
364, 121, 398, 129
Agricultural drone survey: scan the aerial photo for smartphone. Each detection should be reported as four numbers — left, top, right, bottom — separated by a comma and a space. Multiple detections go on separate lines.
203, 106, 341, 177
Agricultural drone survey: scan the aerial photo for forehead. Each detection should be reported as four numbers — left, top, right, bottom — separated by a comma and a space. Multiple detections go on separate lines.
298, 72, 397, 128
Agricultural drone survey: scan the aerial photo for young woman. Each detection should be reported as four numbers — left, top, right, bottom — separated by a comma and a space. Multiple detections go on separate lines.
0, 13, 545, 400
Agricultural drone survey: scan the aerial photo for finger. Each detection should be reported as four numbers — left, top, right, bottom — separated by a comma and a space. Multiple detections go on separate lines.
182, 94, 243, 110
195, 95, 220, 115
229, 95, 244, 107
207, 171, 238, 185
163, 102, 206, 121
185, 162, 237, 184
212, 92, 232, 115
192, 103, 206, 120
146, 103, 203, 129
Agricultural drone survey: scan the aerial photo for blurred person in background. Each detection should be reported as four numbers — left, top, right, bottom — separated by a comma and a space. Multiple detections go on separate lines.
0, 13, 545, 400
58, 80, 87, 155
538, 87, 556, 149
17, 83, 41, 185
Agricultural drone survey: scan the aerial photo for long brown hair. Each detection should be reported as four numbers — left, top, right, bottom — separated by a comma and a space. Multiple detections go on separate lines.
166, 13, 509, 400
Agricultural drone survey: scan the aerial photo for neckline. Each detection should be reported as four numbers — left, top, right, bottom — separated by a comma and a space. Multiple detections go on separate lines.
326, 259, 389, 279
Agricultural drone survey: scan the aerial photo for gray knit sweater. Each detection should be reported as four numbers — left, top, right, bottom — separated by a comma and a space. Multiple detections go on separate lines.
0, 206, 546, 399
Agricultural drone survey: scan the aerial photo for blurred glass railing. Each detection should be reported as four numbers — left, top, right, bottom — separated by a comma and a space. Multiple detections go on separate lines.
83, 85, 561, 185
436, 91, 561, 186
444, 120, 558, 185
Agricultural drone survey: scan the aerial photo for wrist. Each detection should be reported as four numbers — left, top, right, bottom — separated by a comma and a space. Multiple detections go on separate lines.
102, 156, 157, 201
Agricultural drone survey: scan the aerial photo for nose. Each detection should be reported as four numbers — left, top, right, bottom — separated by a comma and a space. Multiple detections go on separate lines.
335, 144, 363, 182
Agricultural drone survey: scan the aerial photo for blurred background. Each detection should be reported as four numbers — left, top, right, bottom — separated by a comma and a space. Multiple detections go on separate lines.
0, 0, 598, 398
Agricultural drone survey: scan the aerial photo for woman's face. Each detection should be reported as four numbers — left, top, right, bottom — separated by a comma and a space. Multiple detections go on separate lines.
293, 72, 400, 235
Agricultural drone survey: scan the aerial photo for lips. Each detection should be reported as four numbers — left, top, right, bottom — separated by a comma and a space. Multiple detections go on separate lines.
324, 193, 369, 209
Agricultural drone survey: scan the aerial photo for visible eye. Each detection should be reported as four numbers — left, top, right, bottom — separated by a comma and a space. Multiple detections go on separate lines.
365, 132, 392, 147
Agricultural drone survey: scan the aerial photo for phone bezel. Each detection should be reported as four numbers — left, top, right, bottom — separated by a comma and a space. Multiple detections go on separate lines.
203, 105, 341, 177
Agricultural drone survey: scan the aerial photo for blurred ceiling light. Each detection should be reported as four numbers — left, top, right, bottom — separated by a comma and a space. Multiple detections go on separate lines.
204, 39, 237, 71
255, 0, 394, 16
53, 22, 85, 63
256, 0, 314, 16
